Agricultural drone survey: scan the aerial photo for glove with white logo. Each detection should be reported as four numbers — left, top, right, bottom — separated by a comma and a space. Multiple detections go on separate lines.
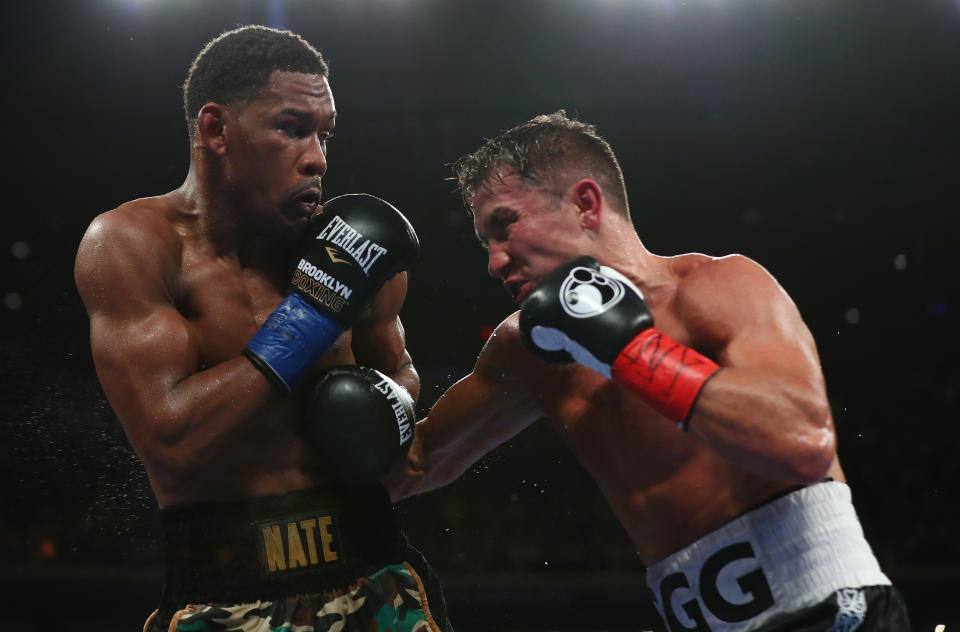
519, 256, 719, 426
244, 194, 419, 392
306, 365, 415, 487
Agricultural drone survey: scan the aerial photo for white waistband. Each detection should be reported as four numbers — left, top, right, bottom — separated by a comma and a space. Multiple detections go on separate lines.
645, 481, 889, 632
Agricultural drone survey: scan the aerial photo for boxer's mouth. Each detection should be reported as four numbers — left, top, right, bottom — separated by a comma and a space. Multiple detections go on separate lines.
292, 188, 320, 216
285, 183, 322, 218
504, 278, 533, 304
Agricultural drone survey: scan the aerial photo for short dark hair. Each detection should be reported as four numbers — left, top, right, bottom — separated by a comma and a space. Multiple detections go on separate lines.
453, 110, 630, 220
182, 25, 328, 135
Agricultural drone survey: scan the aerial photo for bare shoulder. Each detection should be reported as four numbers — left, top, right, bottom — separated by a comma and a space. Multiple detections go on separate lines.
75, 195, 185, 307
669, 253, 807, 350
673, 253, 790, 307
80, 196, 182, 251
479, 311, 524, 359
672, 252, 771, 282
474, 311, 538, 382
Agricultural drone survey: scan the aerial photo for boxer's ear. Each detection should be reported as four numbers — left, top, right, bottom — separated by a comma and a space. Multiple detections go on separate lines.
572, 179, 603, 231
196, 103, 228, 156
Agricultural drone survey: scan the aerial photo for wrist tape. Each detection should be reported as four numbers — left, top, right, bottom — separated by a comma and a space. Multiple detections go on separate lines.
243, 293, 344, 392
611, 328, 720, 428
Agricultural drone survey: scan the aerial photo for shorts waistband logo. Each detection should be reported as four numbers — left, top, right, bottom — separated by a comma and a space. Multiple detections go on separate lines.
256, 512, 342, 575
658, 540, 774, 631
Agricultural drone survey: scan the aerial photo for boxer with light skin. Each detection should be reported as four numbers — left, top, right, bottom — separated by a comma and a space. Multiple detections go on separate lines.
386, 111, 911, 630
75, 25, 450, 632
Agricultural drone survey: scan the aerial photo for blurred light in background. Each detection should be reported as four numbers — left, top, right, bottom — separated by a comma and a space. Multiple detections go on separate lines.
929, 301, 948, 317
37, 538, 57, 560
11, 241, 30, 259
5, 292, 23, 311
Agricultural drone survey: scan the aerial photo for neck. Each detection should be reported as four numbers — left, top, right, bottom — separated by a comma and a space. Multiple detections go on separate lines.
177, 159, 290, 272
591, 219, 668, 294
178, 162, 238, 249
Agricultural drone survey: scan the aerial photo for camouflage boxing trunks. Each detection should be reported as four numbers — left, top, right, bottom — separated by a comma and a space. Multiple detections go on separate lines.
147, 562, 440, 632
145, 486, 451, 632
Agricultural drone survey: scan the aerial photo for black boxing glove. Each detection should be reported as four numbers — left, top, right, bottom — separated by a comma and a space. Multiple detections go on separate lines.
244, 194, 419, 392
519, 256, 719, 426
306, 365, 416, 487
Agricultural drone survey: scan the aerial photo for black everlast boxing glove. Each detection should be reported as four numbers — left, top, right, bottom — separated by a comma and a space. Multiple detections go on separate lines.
307, 365, 416, 487
244, 194, 419, 392
519, 256, 720, 427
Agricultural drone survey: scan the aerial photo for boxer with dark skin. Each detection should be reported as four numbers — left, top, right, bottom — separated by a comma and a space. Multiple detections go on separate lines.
75, 25, 449, 632
75, 67, 409, 509
387, 112, 910, 631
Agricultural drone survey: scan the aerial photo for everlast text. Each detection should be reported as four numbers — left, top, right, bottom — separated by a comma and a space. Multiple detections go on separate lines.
373, 376, 413, 444
315, 216, 389, 275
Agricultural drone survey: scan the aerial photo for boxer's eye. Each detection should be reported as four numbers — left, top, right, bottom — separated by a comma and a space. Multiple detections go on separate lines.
480, 208, 517, 247
493, 215, 516, 238
279, 124, 302, 138
277, 117, 312, 139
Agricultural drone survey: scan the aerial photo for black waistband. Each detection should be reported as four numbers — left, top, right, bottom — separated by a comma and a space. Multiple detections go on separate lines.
158, 485, 405, 605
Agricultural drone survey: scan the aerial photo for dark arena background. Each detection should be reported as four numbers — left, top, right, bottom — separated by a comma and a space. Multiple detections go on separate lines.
2, 0, 958, 629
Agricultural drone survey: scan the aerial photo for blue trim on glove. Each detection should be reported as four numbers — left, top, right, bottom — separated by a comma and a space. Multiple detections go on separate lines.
244, 292, 344, 392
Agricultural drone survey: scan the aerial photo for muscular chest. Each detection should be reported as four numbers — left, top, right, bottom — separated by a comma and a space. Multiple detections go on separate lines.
542, 304, 692, 419
175, 254, 352, 368
535, 366, 649, 441
528, 310, 702, 481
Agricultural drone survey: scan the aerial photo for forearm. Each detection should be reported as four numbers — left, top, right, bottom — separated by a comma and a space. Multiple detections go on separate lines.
387, 416, 496, 502
111, 356, 282, 480
686, 367, 836, 483
386, 350, 420, 402
387, 373, 541, 501
421, 397, 535, 487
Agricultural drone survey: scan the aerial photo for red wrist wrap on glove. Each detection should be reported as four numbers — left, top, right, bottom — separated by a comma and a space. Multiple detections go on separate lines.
611, 328, 720, 427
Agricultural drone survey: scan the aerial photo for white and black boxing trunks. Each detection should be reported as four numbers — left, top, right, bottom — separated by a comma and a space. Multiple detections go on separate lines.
645, 481, 906, 632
